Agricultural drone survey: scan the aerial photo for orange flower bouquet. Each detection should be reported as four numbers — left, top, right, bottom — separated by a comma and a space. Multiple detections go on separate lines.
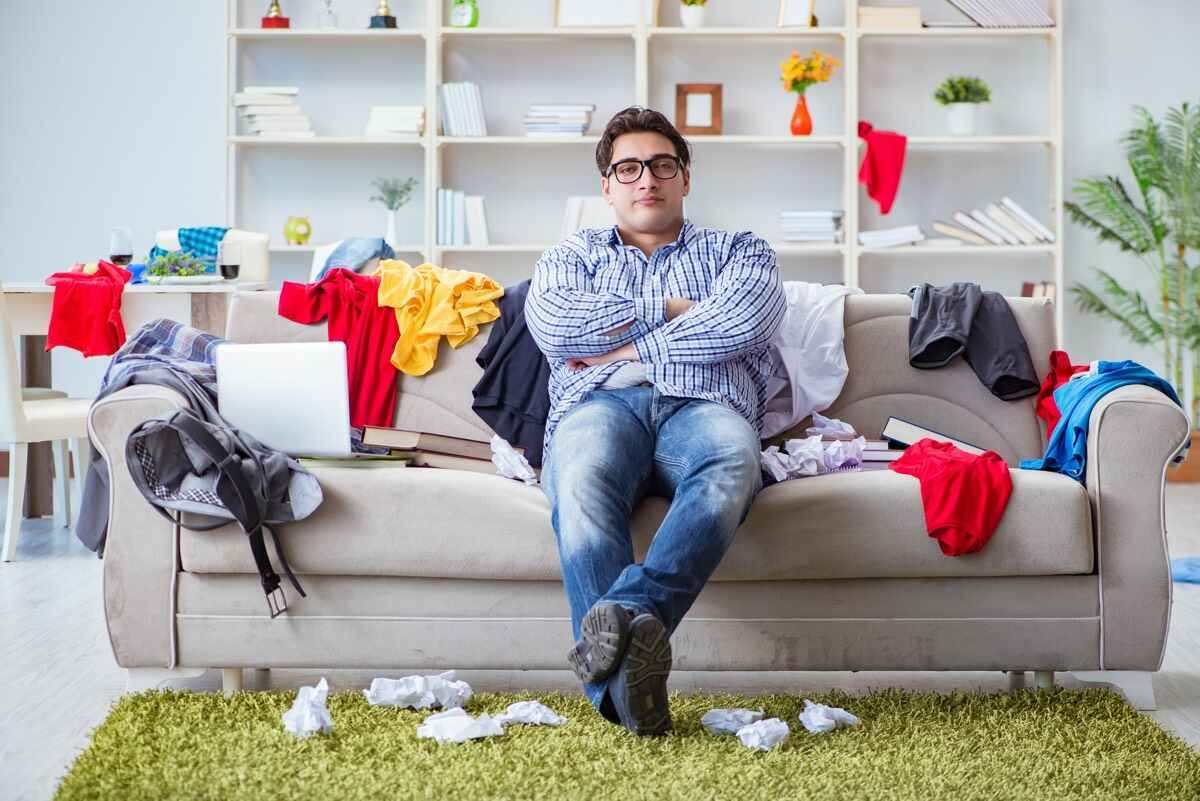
779, 49, 840, 135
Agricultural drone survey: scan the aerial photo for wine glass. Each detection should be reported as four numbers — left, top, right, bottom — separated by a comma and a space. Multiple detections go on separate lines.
318, 0, 338, 28
218, 240, 241, 281
109, 227, 133, 266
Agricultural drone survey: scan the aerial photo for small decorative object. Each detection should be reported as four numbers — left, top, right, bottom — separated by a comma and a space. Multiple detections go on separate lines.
449, 0, 480, 27
370, 177, 418, 248
675, 83, 722, 135
555, 0, 659, 27
680, 0, 707, 28
934, 75, 991, 136
780, 49, 839, 136
778, 0, 816, 27
318, 0, 338, 29
284, 216, 312, 246
261, 0, 290, 28
369, 0, 397, 28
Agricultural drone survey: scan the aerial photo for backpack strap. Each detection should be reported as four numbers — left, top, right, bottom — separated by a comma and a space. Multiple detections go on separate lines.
154, 410, 306, 617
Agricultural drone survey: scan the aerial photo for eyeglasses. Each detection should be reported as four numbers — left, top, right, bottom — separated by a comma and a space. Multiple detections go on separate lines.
606, 155, 682, 184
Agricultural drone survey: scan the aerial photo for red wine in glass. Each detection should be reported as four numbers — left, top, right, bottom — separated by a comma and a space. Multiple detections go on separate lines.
110, 254, 133, 266
220, 262, 240, 280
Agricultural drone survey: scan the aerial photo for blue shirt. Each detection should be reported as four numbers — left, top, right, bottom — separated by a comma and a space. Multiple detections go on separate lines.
1019, 359, 1182, 482
524, 219, 786, 455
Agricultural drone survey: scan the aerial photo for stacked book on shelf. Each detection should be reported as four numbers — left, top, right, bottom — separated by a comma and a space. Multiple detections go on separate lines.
859, 224, 925, 249
1021, 281, 1057, 301
944, 0, 1055, 27
931, 197, 1055, 247
858, 5, 922, 30
779, 209, 844, 243
523, 104, 596, 137
233, 86, 313, 138
439, 82, 488, 137
437, 188, 490, 246
361, 426, 531, 476
365, 105, 425, 137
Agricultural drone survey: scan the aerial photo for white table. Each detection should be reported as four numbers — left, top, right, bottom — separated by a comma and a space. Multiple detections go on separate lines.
2, 281, 269, 515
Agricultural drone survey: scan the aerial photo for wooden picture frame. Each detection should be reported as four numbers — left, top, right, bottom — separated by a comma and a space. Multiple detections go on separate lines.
778, 0, 817, 27
675, 83, 723, 135
555, 0, 659, 27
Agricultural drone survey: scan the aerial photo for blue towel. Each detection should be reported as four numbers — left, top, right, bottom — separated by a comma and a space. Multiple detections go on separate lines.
316, 237, 396, 280
146, 226, 229, 272
1171, 557, 1200, 583
1019, 360, 1182, 482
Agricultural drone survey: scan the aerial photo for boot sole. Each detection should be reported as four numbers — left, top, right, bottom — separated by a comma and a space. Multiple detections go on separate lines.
620, 615, 673, 735
567, 602, 631, 683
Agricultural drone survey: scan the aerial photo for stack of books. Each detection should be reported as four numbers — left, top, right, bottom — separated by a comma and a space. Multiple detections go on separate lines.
1021, 281, 1057, 301
931, 198, 1056, 247
857, 5, 921, 30
858, 224, 925, 248
779, 210, 844, 243
523, 104, 596, 137
361, 426, 530, 476
439, 83, 488, 137
945, 0, 1055, 27
365, 105, 425, 137
437, 188, 489, 246
233, 86, 313, 138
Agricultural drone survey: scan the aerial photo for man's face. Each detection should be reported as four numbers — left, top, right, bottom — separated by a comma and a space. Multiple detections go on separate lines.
601, 131, 690, 234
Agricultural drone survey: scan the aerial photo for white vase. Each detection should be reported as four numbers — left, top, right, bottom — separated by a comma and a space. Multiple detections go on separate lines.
946, 103, 978, 136
384, 209, 398, 248
680, 4, 707, 28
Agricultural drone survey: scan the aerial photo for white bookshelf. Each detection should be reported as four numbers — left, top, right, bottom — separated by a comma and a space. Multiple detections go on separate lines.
225, 0, 1065, 341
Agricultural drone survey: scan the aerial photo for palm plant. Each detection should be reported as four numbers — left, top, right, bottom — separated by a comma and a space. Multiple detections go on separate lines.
1067, 101, 1200, 427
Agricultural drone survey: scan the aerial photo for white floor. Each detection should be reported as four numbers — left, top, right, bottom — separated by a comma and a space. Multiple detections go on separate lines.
3, 483, 1200, 801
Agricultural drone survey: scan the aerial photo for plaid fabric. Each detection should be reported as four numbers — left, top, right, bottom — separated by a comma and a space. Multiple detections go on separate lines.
145, 226, 229, 272
99, 317, 223, 397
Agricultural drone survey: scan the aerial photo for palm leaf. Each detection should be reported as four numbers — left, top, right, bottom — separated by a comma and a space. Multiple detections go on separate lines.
1122, 106, 1169, 243
1064, 200, 1143, 253
1071, 176, 1158, 253
1069, 269, 1164, 345
1161, 102, 1200, 248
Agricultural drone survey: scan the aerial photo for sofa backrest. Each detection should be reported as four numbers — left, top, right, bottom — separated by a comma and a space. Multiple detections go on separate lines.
226, 290, 1054, 464
823, 293, 1053, 464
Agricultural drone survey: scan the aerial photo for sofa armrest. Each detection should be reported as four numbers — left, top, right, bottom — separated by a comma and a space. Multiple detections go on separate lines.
88, 384, 189, 669
1085, 383, 1191, 670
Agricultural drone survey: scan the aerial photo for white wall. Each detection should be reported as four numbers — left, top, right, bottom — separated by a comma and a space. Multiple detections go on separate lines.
1, 0, 1197, 399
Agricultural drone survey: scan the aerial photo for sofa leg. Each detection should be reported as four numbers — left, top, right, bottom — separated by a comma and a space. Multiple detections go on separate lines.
250, 668, 271, 691
1034, 670, 1055, 690
125, 667, 207, 694
222, 668, 244, 698
1070, 670, 1157, 710
1006, 671, 1027, 692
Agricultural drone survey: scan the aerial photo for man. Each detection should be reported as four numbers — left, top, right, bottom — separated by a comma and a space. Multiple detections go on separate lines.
524, 106, 786, 735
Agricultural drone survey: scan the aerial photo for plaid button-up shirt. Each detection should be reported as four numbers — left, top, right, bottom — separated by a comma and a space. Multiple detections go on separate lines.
525, 219, 786, 456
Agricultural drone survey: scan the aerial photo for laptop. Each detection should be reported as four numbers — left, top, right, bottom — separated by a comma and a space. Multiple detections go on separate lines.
215, 341, 352, 457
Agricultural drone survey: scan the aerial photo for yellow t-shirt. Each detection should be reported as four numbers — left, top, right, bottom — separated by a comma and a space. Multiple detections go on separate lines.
374, 260, 503, 376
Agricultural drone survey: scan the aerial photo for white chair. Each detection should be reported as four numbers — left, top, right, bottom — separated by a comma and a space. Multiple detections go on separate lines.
0, 292, 93, 561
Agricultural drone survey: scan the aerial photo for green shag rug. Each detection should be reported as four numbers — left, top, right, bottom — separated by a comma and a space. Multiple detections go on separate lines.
54, 687, 1200, 801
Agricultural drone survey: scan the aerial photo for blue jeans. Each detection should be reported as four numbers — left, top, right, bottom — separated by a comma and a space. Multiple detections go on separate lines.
540, 385, 763, 714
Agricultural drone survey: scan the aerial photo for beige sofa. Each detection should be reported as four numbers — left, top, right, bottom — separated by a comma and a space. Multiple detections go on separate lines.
89, 291, 1190, 709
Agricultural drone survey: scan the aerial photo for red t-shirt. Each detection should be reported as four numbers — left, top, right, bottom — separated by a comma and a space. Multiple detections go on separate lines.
277, 268, 401, 428
1034, 350, 1089, 438
889, 439, 1013, 557
44, 260, 132, 357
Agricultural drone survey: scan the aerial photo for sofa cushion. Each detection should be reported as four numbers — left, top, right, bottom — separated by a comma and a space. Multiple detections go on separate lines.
180, 464, 1093, 581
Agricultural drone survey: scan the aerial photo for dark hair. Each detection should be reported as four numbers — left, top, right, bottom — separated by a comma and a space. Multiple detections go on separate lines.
595, 106, 692, 176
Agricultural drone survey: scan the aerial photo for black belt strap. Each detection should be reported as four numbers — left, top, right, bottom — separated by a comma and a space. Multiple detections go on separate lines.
146, 411, 306, 617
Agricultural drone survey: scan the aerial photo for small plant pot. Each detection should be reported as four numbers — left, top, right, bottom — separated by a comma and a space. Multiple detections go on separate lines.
680, 4, 707, 28
946, 102, 978, 136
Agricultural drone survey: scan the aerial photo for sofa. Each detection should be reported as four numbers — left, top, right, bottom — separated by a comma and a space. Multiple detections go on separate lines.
89, 291, 1191, 709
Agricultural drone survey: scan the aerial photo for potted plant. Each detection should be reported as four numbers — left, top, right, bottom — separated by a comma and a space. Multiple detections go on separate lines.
1067, 102, 1200, 479
680, 0, 707, 28
370, 177, 418, 248
933, 75, 991, 136
779, 49, 839, 136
